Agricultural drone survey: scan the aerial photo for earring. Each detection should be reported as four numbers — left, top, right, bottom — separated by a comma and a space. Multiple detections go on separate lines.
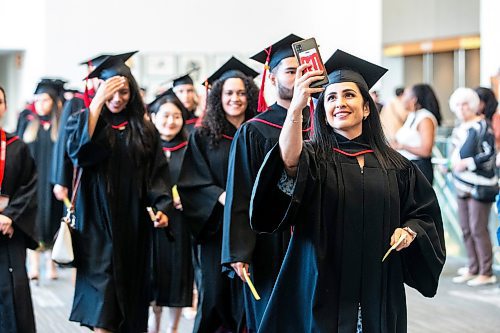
363, 115, 367, 120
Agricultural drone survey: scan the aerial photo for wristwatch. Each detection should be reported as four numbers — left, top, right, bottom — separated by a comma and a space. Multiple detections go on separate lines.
403, 226, 417, 240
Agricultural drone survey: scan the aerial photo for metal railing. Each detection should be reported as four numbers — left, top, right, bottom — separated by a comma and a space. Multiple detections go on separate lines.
431, 132, 500, 267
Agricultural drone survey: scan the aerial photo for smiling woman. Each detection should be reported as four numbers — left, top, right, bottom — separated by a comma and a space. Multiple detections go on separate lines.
177, 56, 259, 332
323, 82, 370, 139
249, 49, 445, 333
65, 52, 172, 333
147, 89, 193, 333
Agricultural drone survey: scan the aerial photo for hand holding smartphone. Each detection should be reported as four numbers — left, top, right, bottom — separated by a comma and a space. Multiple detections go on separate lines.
292, 38, 329, 88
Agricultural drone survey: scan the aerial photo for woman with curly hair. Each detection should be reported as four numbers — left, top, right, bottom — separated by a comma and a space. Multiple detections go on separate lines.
178, 56, 259, 333
393, 83, 442, 184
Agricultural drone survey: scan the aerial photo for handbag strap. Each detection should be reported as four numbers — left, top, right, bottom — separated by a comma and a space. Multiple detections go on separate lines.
68, 167, 82, 214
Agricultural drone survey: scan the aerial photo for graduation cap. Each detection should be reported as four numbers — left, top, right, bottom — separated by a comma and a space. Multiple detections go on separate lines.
34, 78, 67, 98
86, 51, 138, 80
148, 87, 190, 120
250, 33, 303, 111
203, 56, 259, 86
149, 88, 182, 112
152, 68, 200, 95
251, 33, 303, 71
173, 70, 196, 87
323, 49, 388, 92
64, 87, 81, 94
78, 54, 111, 68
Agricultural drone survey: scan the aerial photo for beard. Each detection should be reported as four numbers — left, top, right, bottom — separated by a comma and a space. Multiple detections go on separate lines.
277, 81, 294, 101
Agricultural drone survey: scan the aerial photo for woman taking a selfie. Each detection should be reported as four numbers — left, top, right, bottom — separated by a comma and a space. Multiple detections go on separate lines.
250, 50, 445, 333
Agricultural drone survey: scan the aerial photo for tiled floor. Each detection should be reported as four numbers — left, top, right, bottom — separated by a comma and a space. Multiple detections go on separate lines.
32, 257, 500, 332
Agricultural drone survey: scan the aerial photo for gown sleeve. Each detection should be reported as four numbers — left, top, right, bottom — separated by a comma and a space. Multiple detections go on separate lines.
2, 141, 38, 248
399, 164, 446, 297
177, 130, 225, 242
221, 125, 263, 267
65, 108, 110, 167
15, 110, 31, 138
147, 133, 172, 215
250, 142, 318, 233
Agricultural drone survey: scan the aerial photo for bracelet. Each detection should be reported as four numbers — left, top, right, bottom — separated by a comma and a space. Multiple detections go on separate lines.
403, 226, 417, 240
290, 115, 303, 124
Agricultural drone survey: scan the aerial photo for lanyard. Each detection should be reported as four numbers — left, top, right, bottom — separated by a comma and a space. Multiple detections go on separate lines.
0, 129, 6, 192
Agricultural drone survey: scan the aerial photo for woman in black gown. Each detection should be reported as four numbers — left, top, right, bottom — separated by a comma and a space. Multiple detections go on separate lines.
177, 57, 259, 333
250, 50, 446, 333
65, 52, 172, 333
0, 86, 38, 333
17, 79, 64, 281
148, 89, 194, 333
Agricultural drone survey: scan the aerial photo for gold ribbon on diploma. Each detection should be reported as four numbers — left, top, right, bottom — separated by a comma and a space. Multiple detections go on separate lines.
63, 197, 71, 209
242, 267, 261, 300
382, 234, 407, 262
172, 185, 180, 202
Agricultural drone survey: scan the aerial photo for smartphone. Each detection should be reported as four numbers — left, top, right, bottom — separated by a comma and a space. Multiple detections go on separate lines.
292, 38, 329, 88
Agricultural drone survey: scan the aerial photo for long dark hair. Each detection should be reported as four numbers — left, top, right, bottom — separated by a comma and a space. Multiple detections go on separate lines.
475, 87, 498, 121
200, 71, 259, 147
101, 72, 157, 167
411, 84, 441, 125
312, 83, 410, 170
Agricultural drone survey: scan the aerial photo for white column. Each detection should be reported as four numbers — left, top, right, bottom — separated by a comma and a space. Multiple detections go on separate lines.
480, 0, 500, 86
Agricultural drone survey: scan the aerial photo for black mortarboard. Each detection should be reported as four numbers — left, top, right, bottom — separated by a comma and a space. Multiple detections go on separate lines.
173, 72, 195, 87
324, 49, 388, 92
86, 51, 138, 80
251, 34, 303, 111
78, 54, 111, 67
148, 88, 189, 119
203, 56, 259, 86
64, 88, 81, 94
34, 78, 66, 97
250, 34, 303, 71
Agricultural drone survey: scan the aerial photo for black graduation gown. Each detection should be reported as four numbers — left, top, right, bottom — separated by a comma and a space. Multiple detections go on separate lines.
221, 103, 311, 331
15, 108, 35, 137
151, 136, 194, 307
51, 94, 86, 187
66, 109, 172, 332
17, 114, 63, 245
184, 111, 198, 135
177, 124, 245, 333
250, 137, 446, 333
0, 133, 38, 333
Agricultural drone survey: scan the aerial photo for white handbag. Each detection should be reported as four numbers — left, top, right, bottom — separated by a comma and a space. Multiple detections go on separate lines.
51, 216, 74, 264
51, 168, 82, 265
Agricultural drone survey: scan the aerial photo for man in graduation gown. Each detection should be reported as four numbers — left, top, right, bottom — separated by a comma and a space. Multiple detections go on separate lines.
0, 89, 38, 333
249, 49, 446, 332
172, 71, 199, 134
221, 34, 314, 332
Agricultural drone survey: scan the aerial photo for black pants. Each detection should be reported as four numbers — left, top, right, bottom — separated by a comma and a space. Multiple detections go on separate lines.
412, 158, 433, 185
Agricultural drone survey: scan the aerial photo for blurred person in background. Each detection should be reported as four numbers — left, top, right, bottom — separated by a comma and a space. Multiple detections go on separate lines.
449, 87, 497, 287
